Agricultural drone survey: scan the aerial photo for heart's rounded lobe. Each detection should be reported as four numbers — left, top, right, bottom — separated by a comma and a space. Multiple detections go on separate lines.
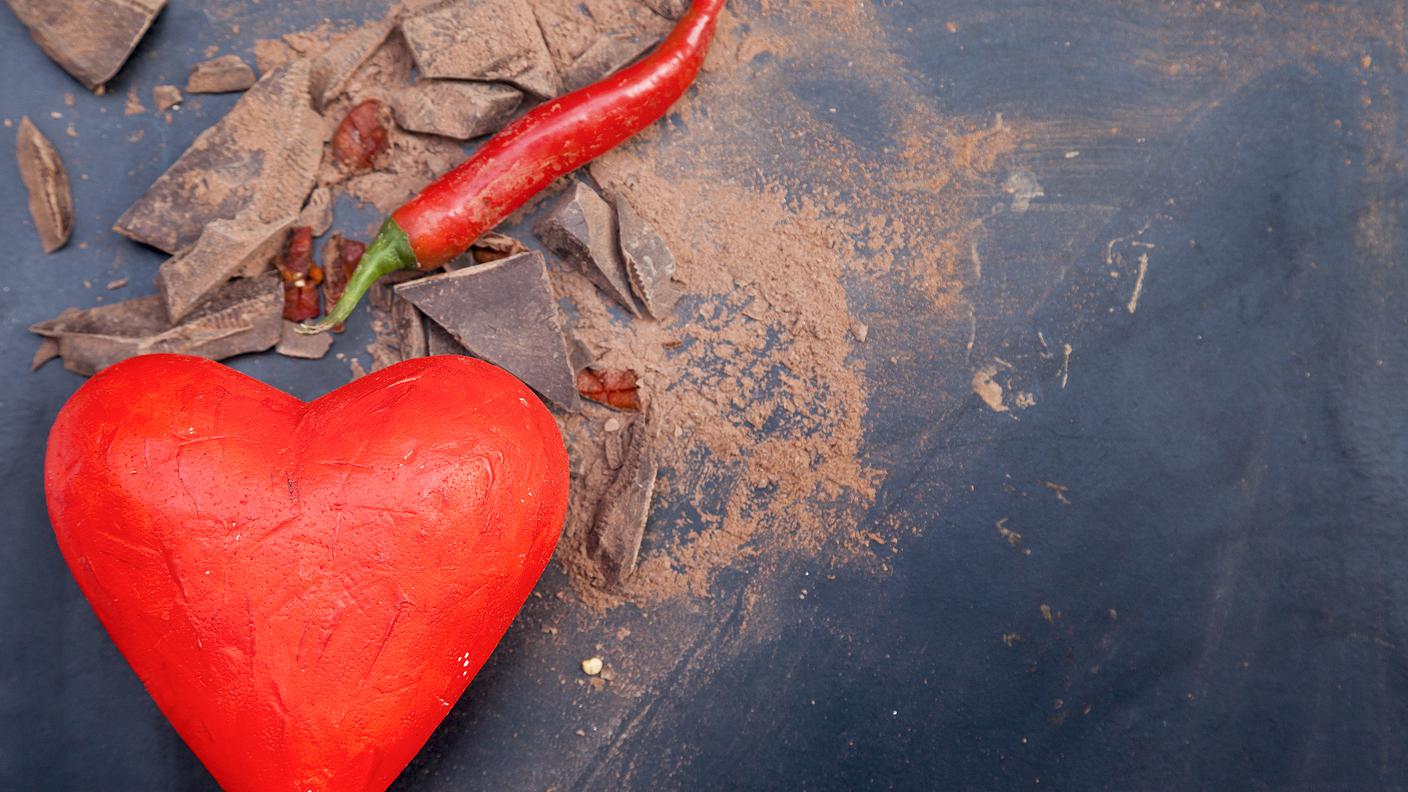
45, 354, 570, 791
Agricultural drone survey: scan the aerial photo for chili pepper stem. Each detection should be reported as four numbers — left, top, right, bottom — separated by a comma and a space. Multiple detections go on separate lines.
296, 217, 417, 335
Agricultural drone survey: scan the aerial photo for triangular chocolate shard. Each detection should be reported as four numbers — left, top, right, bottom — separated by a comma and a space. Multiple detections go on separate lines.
396, 251, 581, 411
535, 181, 640, 316
613, 195, 681, 319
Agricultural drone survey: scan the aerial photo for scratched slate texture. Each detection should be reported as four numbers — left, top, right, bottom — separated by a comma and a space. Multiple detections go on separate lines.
3, 1, 1408, 791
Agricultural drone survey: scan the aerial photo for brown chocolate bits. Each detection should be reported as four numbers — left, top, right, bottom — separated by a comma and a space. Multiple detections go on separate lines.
186, 54, 256, 94
15, 117, 73, 253
274, 227, 322, 322
389, 80, 521, 141
152, 84, 182, 112
588, 409, 660, 586
114, 60, 323, 254
401, 0, 562, 99
613, 194, 681, 318
397, 251, 581, 411
332, 99, 389, 171
31, 275, 282, 376
308, 16, 394, 110
536, 181, 640, 316
275, 320, 332, 359
391, 296, 428, 361
5, 0, 165, 91
562, 32, 660, 92
156, 210, 294, 322
576, 368, 642, 411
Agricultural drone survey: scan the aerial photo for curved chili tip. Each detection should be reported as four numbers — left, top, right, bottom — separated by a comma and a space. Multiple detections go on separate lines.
295, 217, 416, 335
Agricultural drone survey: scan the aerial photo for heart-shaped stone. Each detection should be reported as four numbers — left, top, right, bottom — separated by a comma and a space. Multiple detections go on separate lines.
45, 354, 569, 791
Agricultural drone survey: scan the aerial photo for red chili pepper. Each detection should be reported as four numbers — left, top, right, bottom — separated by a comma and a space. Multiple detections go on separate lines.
299, 0, 727, 334
331, 99, 389, 171
275, 226, 323, 322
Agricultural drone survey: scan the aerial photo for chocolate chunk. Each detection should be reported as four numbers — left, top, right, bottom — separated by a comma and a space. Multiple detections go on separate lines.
561, 32, 660, 92
613, 195, 681, 318
401, 0, 562, 99
397, 251, 581, 411
535, 181, 639, 316
156, 210, 295, 322
275, 319, 332, 359
588, 409, 660, 586
392, 296, 428, 361
152, 84, 182, 112
298, 186, 334, 237
31, 275, 282, 376
640, 0, 689, 19
389, 80, 521, 140
425, 318, 468, 356
31, 336, 60, 371
114, 60, 324, 255
309, 16, 394, 110
15, 117, 73, 253
186, 54, 256, 94
5, 0, 165, 91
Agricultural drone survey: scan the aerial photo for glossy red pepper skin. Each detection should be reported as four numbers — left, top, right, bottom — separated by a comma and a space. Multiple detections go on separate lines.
300, 0, 726, 334
393, 0, 727, 267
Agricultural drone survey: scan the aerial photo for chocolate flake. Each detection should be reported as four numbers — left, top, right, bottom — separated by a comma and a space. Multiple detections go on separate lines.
5, 0, 166, 91
613, 194, 681, 318
425, 318, 468, 356
562, 32, 660, 92
298, 186, 334, 237
397, 251, 581, 411
114, 60, 324, 254
588, 409, 660, 586
640, 0, 689, 19
15, 117, 73, 253
31, 336, 60, 371
389, 80, 521, 141
186, 54, 256, 94
152, 84, 182, 112
536, 181, 639, 316
275, 319, 332, 359
392, 296, 428, 361
401, 0, 562, 99
309, 16, 394, 110
31, 275, 282, 376
156, 210, 294, 322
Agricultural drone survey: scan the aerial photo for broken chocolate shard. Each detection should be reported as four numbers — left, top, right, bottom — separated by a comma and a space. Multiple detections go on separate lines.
299, 186, 334, 237
640, 0, 689, 19
31, 336, 60, 371
561, 32, 660, 92
535, 181, 640, 316
152, 84, 182, 112
444, 231, 530, 272
397, 251, 581, 411
401, 0, 562, 98
186, 54, 256, 94
275, 319, 332, 359
391, 296, 428, 361
114, 60, 323, 254
16, 117, 73, 253
588, 409, 660, 586
390, 80, 521, 141
309, 16, 394, 110
425, 318, 468, 356
156, 211, 295, 323
5, 0, 166, 91
32, 275, 282, 376
613, 194, 681, 319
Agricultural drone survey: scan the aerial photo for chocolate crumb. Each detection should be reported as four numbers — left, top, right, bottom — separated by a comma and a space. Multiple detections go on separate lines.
152, 84, 182, 112
275, 319, 333, 359
186, 54, 256, 94
105, 278, 128, 290
613, 194, 681, 318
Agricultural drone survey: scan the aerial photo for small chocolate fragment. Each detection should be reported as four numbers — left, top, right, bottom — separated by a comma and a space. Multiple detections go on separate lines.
299, 186, 334, 237
640, 0, 689, 19
425, 318, 468, 356
392, 297, 428, 361
370, 270, 426, 314
31, 337, 60, 371
445, 231, 530, 272
275, 319, 332, 359
309, 16, 394, 110
588, 409, 660, 586
535, 181, 639, 315
115, 61, 324, 254
613, 195, 681, 318
152, 84, 182, 112
577, 368, 642, 411
401, 0, 562, 98
31, 275, 282, 376
389, 80, 521, 140
15, 117, 73, 253
5, 0, 166, 91
186, 55, 256, 93
562, 32, 660, 92
331, 100, 389, 171
365, 305, 401, 372
397, 251, 581, 411
156, 210, 294, 322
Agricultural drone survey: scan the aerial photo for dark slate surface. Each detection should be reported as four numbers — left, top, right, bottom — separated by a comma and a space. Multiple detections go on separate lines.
3, 1, 1407, 790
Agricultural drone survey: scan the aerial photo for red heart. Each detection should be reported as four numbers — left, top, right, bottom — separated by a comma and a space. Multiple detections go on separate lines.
45, 354, 570, 791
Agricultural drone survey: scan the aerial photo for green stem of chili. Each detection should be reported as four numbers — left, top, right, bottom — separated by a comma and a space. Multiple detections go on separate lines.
295, 217, 415, 335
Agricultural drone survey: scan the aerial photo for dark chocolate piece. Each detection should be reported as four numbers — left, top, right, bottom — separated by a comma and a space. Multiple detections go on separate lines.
4, 0, 165, 91
613, 194, 681, 318
401, 0, 562, 98
275, 319, 332, 359
392, 296, 428, 361
31, 337, 60, 371
15, 117, 73, 253
561, 32, 660, 92
588, 409, 660, 586
535, 181, 639, 316
390, 80, 521, 140
425, 318, 469, 356
298, 186, 334, 237
309, 16, 394, 110
640, 0, 689, 19
114, 61, 323, 254
156, 210, 295, 322
186, 54, 257, 94
397, 251, 581, 411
